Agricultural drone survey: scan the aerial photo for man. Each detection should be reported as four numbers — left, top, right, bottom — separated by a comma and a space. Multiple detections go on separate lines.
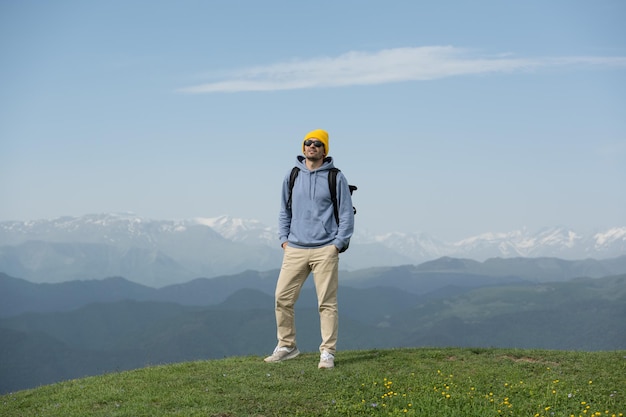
264, 129, 355, 369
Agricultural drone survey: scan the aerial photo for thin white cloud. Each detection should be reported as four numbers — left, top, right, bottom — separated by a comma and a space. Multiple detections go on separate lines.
177, 46, 626, 94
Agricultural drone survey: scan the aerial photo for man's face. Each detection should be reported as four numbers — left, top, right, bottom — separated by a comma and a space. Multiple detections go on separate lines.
304, 139, 325, 161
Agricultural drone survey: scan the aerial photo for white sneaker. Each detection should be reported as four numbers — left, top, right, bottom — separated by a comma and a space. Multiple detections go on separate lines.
264, 346, 300, 363
318, 350, 335, 369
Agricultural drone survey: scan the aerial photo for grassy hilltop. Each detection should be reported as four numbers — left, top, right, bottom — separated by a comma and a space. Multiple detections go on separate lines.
2, 348, 625, 417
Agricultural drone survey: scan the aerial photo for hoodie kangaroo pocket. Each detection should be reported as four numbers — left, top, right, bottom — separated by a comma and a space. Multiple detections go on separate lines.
291, 218, 329, 244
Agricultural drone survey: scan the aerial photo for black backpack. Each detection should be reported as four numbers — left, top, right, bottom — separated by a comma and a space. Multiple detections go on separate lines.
287, 167, 357, 225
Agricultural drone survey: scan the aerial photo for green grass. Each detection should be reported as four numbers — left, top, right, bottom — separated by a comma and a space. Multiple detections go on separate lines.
2, 348, 625, 417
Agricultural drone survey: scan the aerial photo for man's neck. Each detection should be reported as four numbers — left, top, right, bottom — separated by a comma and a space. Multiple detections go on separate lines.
305, 157, 325, 171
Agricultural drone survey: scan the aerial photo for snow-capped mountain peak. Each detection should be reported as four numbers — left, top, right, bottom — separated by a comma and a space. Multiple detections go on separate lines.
594, 227, 626, 249
194, 215, 276, 243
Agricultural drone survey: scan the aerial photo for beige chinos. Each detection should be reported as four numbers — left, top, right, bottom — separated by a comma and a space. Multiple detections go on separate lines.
275, 244, 339, 354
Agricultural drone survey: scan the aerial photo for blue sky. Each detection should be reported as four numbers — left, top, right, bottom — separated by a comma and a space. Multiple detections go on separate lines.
1, 0, 625, 241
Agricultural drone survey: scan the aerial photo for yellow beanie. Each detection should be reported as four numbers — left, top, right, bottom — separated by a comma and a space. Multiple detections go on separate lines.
302, 129, 329, 155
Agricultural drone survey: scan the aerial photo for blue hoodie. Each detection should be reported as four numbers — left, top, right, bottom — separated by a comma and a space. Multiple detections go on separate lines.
279, 155, 354, 251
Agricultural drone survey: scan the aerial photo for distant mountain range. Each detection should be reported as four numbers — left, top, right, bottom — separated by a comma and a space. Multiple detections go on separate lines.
1, 264, 625, 393
3, 255, 625, 318
1, 213, 624, 286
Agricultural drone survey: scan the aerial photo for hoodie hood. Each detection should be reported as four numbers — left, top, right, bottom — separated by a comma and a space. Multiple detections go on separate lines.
295, 155, 335, 171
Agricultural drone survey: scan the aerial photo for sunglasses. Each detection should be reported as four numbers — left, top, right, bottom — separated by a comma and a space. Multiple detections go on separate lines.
304, 139, 324, 148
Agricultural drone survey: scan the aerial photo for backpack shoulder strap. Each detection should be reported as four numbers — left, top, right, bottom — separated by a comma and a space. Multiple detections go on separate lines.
287, 167, 299, 210
328, 168, 340, 225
